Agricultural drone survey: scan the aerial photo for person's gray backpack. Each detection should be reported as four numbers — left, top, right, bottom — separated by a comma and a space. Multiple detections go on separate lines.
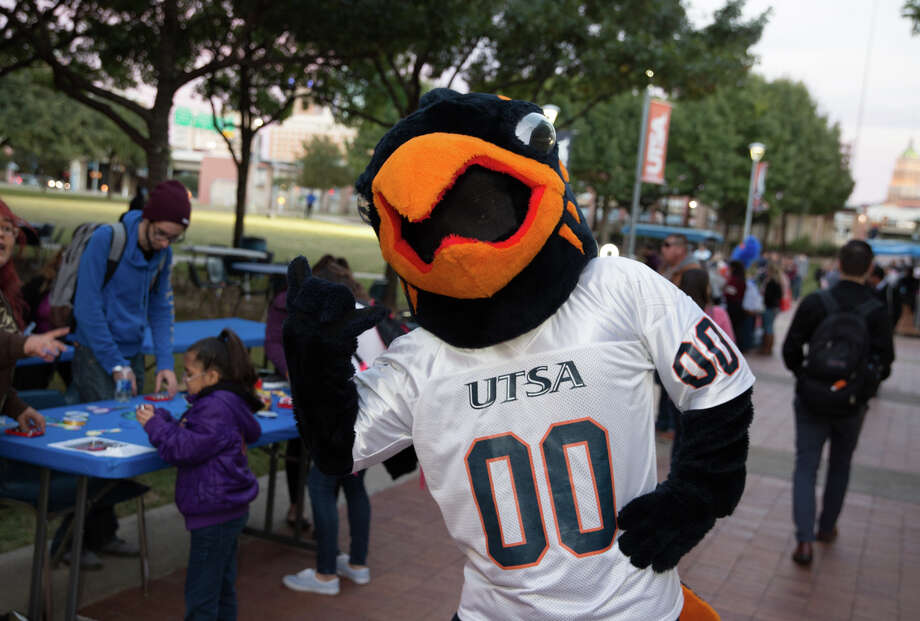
48, 221, 164, 328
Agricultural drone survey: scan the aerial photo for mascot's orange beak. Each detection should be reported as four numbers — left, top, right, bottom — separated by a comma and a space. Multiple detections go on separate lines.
372, 132, 566, 299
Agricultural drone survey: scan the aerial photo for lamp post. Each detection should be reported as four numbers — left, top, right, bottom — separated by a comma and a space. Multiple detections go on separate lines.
742, 142, 765, 241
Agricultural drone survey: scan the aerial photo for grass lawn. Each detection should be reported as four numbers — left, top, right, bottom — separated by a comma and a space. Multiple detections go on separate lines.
2, 188, 386, 274
0, 189, 385, 554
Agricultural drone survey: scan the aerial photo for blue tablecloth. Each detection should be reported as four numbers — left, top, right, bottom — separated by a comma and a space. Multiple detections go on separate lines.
17, 318, 266, 367
0, 392, 298, 479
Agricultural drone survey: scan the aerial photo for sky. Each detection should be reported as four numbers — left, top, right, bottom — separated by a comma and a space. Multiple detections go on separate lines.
688, 0, 920, 205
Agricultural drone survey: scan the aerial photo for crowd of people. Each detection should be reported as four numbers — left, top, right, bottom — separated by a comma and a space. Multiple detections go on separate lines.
647, 233, 906, 571
1, 171, 917, 618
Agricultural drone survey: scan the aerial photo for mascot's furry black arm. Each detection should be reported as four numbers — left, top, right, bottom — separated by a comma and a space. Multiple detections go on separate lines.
617, 388, 753, 572
282, 257, 386, 475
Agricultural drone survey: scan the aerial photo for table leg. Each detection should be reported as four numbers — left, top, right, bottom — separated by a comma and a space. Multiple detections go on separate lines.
137, 495, 150, 596
65, 475, 88, 621
28, 467, 51, 621
293, 447, 308, 542
263, 444, 278, 531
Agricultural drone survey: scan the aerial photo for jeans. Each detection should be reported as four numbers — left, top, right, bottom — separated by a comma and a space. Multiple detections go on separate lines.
761, 307, 778, 336
285, 439, 310, 506
72, 345, 144, 403
308, 468, 369, 575
185, 512, 248, 621
792, 398, 866, 542
0, 460, 148, 552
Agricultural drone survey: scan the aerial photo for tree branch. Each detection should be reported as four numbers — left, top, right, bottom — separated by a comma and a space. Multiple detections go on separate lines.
446, 38, 481, 89
0, 54, 39, 78
49, 67, 152, 150
208, 92, 240, 168
371, 55, 404, 112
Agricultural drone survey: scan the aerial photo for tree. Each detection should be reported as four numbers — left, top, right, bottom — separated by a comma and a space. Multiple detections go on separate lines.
568, 75, 854, 249
202, 3, 309, 246
298, 0, 768, 307
0, 68, 143, 184
1, 0, 314, 187
298, 136, 353, 210
905, 0, 920, 35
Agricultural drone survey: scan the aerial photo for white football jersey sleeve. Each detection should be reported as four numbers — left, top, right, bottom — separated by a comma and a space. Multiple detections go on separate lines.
352, 257, 754, 620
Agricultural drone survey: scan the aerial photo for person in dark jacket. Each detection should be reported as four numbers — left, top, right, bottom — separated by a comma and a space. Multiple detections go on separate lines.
782, 240, 894, 567
868, 264, 902, 334
138, 328, 261, 621
724, 260, 747, 342
759, 262, 783, 355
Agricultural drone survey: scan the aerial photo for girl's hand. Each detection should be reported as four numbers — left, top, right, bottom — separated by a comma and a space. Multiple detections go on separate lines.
136, 404, 155, 427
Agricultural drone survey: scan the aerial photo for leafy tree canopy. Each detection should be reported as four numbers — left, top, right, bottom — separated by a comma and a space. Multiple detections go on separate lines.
0, 68, 143, 177
905, 0, 920, 35
298, 136, 353, 191
300, 0, 768, 129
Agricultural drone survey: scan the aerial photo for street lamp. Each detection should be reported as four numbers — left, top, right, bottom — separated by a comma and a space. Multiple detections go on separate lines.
742, 142, 765, 241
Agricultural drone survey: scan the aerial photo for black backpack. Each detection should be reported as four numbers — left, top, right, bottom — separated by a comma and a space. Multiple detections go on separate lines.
796, 290, 882, 415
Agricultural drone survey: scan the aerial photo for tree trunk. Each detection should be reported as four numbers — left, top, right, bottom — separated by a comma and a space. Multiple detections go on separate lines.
780, 211, 788, 252
234, 143, 252, 247
145, 103, 172, 186
597, 195, 610, 244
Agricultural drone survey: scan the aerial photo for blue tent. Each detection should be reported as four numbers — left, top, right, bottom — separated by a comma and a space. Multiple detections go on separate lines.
867, 239, 920, 258
620, 224, 724, 244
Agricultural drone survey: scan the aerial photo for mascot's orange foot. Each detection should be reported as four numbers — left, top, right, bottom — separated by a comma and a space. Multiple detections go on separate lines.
681, 584, 720, 621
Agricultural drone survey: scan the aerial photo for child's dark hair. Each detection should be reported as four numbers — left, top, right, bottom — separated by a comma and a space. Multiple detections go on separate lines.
188, 329, 257, 391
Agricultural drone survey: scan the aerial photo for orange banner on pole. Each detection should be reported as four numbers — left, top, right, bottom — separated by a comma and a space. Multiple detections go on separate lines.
640, 100, 672, 185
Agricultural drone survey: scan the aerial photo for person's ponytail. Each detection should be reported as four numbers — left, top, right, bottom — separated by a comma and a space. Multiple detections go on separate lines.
188, 328, 257, 394
218, 328, 257, 389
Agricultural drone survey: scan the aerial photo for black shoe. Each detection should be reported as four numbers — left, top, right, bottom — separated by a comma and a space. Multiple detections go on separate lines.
816, 527, 838, 543
792, 542, 813, 566
286, 516, 312, 531
61, 549, 105, 571
96, 536, 139, 557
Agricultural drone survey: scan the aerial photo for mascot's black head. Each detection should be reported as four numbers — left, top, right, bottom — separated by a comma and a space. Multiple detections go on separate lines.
356, 88, 597, 348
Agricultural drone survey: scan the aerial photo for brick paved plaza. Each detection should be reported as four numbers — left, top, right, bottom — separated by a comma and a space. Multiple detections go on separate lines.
69, 312, 920, 620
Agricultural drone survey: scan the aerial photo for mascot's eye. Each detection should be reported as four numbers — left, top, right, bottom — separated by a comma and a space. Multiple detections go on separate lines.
514, 112, 556, 154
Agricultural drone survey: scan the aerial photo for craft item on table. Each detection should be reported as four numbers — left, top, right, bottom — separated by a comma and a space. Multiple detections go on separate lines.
86, 428, 123, 436
49, 436, 156, 458
5, 427, 44, 437
255, 410, 278, 419
262, 380, 289, 391
144, 392, 171, 402
120, 410, 138, 420
64, 411, 89, 420
48, 420, 86, 429
0, 416, 13, 428
278, 396, 293, 409
86, 405, 112, 414
259, 394, 272, 410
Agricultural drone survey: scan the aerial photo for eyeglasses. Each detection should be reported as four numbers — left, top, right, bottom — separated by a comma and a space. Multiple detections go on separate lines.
182, 371, 205, 383
0, 224, 19, 237
151, 225, 185, 244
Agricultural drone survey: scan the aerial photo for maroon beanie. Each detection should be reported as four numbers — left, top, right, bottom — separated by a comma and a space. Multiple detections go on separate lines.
143, 180, 191, 227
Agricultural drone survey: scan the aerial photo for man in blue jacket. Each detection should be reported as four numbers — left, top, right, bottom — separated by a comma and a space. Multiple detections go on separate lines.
73, 179, 189, 402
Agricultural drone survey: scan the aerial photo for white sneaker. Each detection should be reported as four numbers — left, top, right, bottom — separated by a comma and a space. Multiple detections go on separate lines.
336, 553, 370, 585
282, 568, 340, 595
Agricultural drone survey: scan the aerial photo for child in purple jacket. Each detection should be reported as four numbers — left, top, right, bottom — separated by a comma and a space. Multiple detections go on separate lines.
137, 328, 262, 621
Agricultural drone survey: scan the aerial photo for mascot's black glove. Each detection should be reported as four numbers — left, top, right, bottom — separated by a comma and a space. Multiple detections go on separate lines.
617, 388, 753, 573
282, 256, 387, 475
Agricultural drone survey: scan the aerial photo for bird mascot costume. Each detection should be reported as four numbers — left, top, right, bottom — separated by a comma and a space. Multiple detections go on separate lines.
283, 89, 754, 620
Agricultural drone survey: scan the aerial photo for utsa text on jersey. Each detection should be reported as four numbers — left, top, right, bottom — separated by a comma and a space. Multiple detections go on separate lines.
466, 360, 586, 409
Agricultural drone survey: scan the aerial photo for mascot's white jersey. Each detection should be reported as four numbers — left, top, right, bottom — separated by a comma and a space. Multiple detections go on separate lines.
352, 257, 755, 621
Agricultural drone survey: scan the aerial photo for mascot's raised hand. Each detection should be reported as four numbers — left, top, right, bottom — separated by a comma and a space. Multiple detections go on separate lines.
282, 255, 386, 475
